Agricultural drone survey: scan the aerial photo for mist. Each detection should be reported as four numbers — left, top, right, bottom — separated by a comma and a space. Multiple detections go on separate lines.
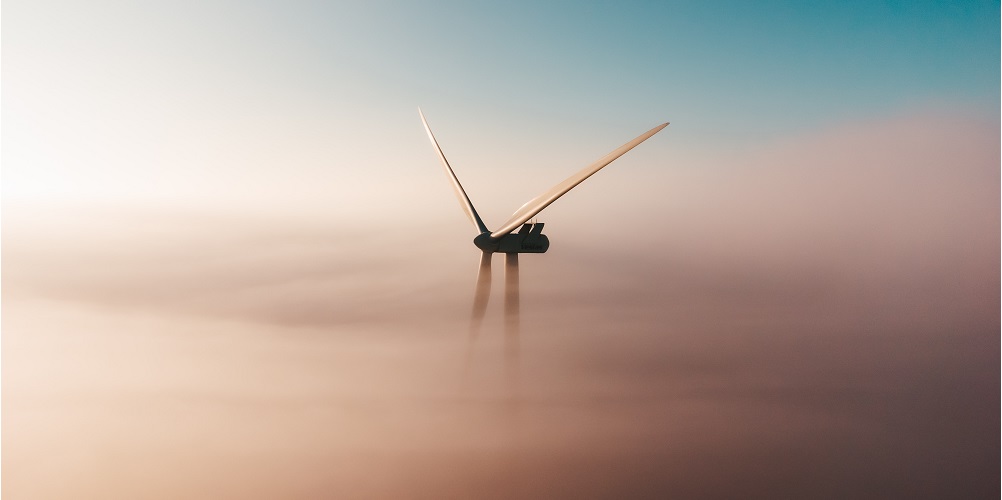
3, 109, 998, 499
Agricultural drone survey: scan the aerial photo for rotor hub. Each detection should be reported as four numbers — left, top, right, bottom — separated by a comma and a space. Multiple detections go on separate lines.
473, 233, 499, 252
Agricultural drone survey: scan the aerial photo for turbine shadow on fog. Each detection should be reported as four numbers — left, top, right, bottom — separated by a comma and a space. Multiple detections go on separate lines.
419, 109, 668, 380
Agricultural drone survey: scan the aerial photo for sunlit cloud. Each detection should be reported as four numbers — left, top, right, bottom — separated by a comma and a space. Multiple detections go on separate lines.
3, 107, 996, 498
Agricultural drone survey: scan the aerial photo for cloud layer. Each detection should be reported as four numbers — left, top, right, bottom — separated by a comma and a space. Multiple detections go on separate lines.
3, 108, 998, 499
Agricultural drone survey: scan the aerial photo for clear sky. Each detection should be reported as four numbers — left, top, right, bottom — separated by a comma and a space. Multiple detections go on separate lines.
3, 1, 1000, 499
5, 0, 999, 202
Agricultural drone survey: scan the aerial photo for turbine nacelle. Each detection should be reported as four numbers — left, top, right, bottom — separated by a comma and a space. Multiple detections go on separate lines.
474, 223, 549, 254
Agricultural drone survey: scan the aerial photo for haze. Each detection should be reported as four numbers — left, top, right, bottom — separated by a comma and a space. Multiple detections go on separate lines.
3, 1, 999, 498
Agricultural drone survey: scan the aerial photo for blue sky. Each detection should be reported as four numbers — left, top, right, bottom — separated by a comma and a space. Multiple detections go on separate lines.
204, 0, 1000, 134
5, 0, 997, 203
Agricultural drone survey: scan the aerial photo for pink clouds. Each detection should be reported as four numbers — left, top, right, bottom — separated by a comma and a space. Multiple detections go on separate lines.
3, 107, 997, 499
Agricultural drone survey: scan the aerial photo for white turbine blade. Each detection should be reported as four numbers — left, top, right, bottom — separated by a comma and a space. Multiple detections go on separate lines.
463, 251, 493, 386
503, 253, 519, 372
419, 108, 489, 234
490, 122, 669, 239
471, 251, 492, 333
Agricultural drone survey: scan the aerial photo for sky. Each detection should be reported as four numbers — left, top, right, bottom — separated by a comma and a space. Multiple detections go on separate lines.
3, 1, 1000, 499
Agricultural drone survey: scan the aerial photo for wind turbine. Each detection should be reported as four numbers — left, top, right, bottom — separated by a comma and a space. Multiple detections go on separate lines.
419, 109, 668, 364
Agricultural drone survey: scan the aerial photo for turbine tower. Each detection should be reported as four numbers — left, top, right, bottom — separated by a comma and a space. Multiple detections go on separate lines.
419, 109, 668, 366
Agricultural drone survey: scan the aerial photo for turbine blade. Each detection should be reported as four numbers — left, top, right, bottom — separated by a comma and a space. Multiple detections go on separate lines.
490, 122, 669, 239
503, 253, 520, 370
471, 251, 492, 333
463, 251, 492, 388
419, 108, 490, 234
